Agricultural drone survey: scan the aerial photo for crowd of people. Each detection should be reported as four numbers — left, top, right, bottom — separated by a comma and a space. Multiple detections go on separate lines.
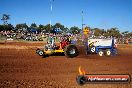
0, 30, 132, 44
0, 30, 76, 42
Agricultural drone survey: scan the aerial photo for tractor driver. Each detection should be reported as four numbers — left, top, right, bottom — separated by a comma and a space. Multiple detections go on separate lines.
47, 34, 56, 49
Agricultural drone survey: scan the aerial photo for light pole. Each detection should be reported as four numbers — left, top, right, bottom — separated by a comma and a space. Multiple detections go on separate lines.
82, 11, 83, 31
50, 0, 54, 33
81, 11, 85, 32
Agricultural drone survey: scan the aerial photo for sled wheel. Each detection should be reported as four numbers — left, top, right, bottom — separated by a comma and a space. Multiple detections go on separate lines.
98, 49, 104, 56
76, 75, 86, 85
64, 44, 79, 58
105, 49, 111, 56
38, 50, 44, 56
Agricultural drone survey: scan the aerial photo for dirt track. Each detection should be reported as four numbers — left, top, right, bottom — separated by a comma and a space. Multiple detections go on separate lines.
0, 41, 132, 88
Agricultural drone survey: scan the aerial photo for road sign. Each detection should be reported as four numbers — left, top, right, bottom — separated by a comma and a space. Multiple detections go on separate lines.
83, 27, 89, 34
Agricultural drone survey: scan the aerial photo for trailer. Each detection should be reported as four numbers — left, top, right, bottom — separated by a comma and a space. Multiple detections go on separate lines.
86, 38, 117, 56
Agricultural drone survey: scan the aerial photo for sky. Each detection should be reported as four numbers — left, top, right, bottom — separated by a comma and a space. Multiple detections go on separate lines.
0, 0, 132, 32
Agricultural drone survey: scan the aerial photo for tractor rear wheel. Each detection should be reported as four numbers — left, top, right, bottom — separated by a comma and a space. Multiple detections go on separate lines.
64, 44, 79, 58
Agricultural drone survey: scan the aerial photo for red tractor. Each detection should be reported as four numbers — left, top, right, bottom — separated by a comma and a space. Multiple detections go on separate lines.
36, 36, 79, 58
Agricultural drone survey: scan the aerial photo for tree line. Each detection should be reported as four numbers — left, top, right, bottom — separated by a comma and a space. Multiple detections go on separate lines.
0, 14, 132, 38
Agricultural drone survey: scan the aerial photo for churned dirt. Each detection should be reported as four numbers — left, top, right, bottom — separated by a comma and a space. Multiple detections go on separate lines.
0, 41, 132, 88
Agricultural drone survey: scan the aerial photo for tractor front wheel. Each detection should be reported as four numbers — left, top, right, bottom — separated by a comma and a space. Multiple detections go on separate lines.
38, 50, 44, 56
36, 49, 40, 54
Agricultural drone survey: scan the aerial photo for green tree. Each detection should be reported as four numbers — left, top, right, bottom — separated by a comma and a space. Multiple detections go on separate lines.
15, 23, 28, 31
43, 24, 51, 32
0, 25, 4, 31
38, 24, 46, 32
7, 24, 14, 30
122, 31, 129, 37
53, 23, 65, 31
63, 27, 69, 33
30, 23, 37, 29
107, 28, 120, 38
93, 28, 104, 36
103, 30, 109, 37
0, 24, 14, 31
70, 26, 80, 34
128, 32, 132, 37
